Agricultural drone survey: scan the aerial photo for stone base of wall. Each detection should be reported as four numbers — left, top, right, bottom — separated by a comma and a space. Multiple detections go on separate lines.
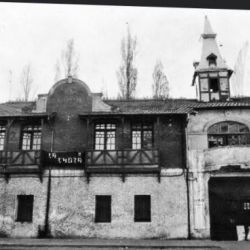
0, 177, 47, 238
0, 171, 188, 239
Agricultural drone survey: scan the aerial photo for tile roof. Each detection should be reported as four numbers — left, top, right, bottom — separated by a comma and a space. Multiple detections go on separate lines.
0, 102, 47, 117
2, 97, 250, 118
101, 98, 250, 115
104, 99, 195, 114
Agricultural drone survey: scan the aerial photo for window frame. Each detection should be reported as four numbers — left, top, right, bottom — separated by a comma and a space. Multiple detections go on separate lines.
0, 124, 6, 151
199, 73, 230, 102
208, 121, 250, 148
131, 122, 154, 150
207, 53, 217, 67
21, 124, 42, 151
134, 195, 151, 222
95, 195, 112, 223
16, 195, 34, 223
94, 122, 116, 150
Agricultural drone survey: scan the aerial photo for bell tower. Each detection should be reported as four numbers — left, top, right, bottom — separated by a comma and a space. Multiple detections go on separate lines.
192, 16, 233, 102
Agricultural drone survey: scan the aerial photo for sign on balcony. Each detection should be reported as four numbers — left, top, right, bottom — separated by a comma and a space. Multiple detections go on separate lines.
42, 151, 85, 167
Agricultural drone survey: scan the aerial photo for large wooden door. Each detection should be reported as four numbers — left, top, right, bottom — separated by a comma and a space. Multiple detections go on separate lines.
209, 177, 250, 241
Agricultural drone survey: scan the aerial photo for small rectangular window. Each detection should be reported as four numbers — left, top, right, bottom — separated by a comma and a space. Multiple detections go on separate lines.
0, 125, 6, 151
134, 195, 151, 222
200, 93, 209, 102
16, 195, 34, 222
95, 195, 111, 223
243, 201, 250, 211
209, 78, 219, 93
220, 78, 229, 91
200, 78, 209, 91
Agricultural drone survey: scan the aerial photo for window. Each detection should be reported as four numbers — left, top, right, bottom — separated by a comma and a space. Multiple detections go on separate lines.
243, 201, 250, 211
207, 53, 217, 67
95, 195, 111, 223
94, 123, 116, 150
21, 125, 41, 150
208, 121, 250, 148
0, 125, 6, 151
199, 74, 230, 102
134, 195, 151, 222
210, 78, 219, 92
132, 123, 153, 149
16, 195, 34, 222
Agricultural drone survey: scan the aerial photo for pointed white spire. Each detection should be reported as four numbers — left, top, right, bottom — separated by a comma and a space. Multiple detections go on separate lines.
196, 16, 228, 71
202, 16, 216, 39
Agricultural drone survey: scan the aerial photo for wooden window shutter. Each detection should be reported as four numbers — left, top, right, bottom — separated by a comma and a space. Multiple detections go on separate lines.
16, 195, 34, 222
95, 195, 111, 223
134, 195, 151, 222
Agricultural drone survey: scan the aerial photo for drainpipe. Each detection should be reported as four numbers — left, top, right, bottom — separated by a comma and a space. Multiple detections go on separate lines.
43, 117, 54, 238
184, 114, 191, 240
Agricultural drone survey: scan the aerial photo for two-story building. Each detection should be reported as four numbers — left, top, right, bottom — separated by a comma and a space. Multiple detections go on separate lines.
0, 77, 190, 238
1, 16, 250, 241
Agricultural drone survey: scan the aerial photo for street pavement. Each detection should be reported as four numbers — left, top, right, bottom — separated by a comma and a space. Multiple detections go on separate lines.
0, 239, 250, 250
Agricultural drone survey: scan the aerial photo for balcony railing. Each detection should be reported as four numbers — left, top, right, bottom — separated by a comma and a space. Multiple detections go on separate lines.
0, 150, 42, 174
86, 149, 160, 173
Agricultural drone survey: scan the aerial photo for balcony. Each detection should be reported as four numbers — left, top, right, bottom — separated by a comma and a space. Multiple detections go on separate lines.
86, 149, 160, 175
204, 145, 250, 171
0, 150, 42, 175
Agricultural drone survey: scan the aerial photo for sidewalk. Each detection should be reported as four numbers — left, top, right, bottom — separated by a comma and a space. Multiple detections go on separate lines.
0, 238, 250, 250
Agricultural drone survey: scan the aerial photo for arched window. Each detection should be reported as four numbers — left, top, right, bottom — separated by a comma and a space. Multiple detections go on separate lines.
208, 121, 250, 148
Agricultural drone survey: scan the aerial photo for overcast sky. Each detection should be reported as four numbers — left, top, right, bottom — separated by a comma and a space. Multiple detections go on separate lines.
0, 3, 250, 102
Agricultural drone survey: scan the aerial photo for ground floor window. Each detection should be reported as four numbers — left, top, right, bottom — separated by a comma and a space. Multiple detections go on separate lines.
95, 195, 111, 223
16, 195, 34, 223
134, 195, 151, 222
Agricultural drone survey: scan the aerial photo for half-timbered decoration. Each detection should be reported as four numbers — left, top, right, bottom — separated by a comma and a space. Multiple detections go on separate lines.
0, 75, 190, 238
1, 16, 250, 241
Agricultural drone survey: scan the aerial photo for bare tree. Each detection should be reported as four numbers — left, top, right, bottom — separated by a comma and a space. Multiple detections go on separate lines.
20, 64, 34, 101
117, 26, 138, 99
8, 70, 13, 101
152, 60, 170, 99
61, 39, 79, 78
54, 39, 79, 81
54, 59, 61, 82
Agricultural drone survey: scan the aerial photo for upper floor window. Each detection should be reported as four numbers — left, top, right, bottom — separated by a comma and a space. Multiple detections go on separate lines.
21, 124, 41, 151
94, 123, 116, 150
199, 72, 230, 102
0, 125, 6, 151
132, 122, 153, 149
208, 121, 250, 148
